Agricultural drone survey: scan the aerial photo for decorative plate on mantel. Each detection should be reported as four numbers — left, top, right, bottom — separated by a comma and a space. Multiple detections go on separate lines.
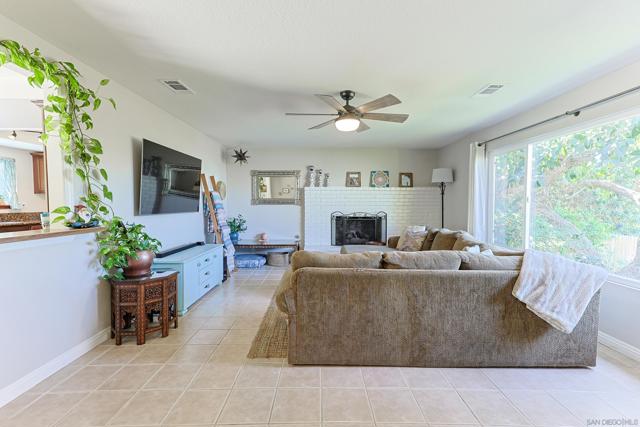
369, 170, 390, 188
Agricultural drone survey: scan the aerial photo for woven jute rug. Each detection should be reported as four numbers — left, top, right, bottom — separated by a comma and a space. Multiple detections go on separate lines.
247, 292, 288, 358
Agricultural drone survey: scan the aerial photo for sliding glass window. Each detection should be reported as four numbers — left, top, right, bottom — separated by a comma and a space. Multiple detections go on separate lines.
488, 113, 640, 282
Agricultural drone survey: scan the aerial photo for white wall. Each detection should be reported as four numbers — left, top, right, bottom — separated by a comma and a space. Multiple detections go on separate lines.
225, 147, 438, 240
435, 58, 640, 354
0, 145, 47, 212
0, 234, 105, 402
0, 13, 227, 398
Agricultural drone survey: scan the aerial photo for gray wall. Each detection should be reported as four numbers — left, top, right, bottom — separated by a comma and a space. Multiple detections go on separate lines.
435, 140, 470, 230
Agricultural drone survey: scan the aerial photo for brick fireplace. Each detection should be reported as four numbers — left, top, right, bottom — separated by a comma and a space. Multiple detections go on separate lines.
303, 187, 440, 248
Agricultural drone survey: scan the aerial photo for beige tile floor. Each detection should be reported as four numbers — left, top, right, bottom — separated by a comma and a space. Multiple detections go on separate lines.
2, 265, 640, 426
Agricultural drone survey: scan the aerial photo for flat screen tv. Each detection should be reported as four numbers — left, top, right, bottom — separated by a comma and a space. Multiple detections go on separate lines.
139, 139, 202, 215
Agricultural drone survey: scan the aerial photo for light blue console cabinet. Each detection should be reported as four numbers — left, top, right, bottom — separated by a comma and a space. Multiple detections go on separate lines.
152, 244, 223, 315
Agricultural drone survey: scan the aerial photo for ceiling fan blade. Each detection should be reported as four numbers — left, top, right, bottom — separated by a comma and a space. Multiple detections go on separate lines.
315, 94, 347, 112
361, 112, 409, 123
356, 94, 401, 113
309, 118, 336, 130
285, 112, 339, 116
357, 121, 370, 132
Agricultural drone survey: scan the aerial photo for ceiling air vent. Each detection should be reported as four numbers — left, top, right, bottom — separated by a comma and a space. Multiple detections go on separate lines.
474, 84, 504, 97
160, 79, 194, 94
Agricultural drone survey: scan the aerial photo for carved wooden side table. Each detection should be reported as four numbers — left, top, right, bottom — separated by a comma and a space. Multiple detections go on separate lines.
110, 270, 178, 345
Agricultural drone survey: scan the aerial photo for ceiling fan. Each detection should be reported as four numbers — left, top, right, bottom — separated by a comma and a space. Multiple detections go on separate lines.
286, 90, 409, 132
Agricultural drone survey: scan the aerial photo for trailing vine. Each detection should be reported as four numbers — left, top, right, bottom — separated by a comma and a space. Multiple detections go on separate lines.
1, 40, 164, 279
0, 39, 115, 223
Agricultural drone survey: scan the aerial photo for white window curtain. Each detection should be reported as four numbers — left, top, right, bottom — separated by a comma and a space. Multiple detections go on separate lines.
467, 143, 488, 240
0, 157, 19, 208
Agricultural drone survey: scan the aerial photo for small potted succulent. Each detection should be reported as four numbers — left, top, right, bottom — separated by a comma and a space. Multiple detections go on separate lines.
52, 204, 100, 228
227, 214, 247, 244
98, 217, 162, 279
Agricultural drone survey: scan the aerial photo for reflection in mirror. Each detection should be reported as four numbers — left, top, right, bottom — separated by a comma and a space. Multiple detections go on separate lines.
251, 170, 301, 205
0, 65, 49, 232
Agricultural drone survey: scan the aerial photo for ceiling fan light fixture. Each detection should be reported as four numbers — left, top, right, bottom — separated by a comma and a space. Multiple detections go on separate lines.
334, 114, 360, 132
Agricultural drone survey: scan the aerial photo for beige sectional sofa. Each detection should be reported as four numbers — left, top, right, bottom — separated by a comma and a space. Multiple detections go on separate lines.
275, 230, 600, 367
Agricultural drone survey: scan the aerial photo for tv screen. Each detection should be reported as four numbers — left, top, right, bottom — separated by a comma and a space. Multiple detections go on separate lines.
139, 139, 202, 215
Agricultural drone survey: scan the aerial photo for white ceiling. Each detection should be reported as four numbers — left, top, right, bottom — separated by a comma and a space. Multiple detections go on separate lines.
2, 0, 640, 148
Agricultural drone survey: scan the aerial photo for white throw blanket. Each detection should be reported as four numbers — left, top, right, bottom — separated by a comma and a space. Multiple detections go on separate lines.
512, 249, 608, 334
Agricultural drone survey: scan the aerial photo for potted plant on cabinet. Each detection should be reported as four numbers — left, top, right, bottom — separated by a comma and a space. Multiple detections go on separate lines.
97, 218, 162, 279
227, 214, 247, 244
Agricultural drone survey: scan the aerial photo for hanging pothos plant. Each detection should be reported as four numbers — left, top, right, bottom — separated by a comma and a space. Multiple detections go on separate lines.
0, 39, 115, 223
0, 40, 161, 279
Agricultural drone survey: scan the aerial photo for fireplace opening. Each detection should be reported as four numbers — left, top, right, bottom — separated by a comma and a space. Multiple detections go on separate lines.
331, 211, 387, 246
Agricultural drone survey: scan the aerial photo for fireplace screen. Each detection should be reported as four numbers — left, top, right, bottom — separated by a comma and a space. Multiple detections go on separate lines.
331, 211, 387, 245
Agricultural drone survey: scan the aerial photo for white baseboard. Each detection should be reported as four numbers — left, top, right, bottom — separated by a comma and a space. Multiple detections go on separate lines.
598, 331, 640, 363
0, 327, 110, 408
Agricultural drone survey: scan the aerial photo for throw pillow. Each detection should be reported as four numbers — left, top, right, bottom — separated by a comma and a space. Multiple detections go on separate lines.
463, 245, 480, 254
387, 235, 401, 249
396, 230, 428, 251
421, 228, 440, 250
452, 232, 490, 252
430, 228, 460, 250
382, 250, 462, 270
462, 246, 493, 255
290, 251, 382, 271
486, 243, 526, 256
458, 252, 523, 270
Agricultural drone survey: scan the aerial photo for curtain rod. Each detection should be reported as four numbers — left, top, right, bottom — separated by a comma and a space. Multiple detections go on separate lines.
478, 83, 640, 147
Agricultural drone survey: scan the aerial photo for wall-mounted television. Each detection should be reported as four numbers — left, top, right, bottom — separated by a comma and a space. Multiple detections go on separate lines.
138, 139, 202, 215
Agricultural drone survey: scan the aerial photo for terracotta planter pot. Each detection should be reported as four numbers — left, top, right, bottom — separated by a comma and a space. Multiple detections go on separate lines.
122, 250, 155, 278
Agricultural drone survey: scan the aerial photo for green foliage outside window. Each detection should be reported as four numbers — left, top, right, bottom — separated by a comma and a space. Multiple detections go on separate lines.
492, 115, 640, 279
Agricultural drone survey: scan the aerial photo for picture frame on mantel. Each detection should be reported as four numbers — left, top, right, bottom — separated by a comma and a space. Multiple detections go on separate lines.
345, 171, 361, 187
399, 172, 414, 187
370, 170, 390, 188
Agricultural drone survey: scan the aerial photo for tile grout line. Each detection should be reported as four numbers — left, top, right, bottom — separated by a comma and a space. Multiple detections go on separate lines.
104, 320, 197, 425
157, 301, 246, 425
266, 359, 285, 424
481, 368, 534, 426
43, 362, 127, 427
361, 368, 379, 424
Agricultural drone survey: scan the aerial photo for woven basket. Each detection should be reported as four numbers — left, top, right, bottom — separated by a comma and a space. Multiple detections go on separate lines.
267, 252, 290, 266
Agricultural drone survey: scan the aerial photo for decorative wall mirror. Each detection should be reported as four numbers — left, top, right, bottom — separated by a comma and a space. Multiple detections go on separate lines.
251, 170, 301, 205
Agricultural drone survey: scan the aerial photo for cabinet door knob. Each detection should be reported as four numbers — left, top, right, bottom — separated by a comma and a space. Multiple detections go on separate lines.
204, 284, 210, 288
204, 258, 210, 262
204, 271, 210, 276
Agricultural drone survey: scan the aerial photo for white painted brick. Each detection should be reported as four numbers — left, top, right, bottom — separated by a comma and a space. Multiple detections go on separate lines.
303, 186, 440, 246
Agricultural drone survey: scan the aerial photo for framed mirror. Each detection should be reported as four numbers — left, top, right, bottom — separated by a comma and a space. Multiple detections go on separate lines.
251, 170, 301, 205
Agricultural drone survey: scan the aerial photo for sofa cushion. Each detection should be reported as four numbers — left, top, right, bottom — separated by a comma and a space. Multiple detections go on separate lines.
458, 252, 523, 270
382, 250, 462, 270
452, 232, 490, 252
421, 228, 440, 250
397, 230, 428, 251
275, 267, 294, 313
430, 229, 461, 250
291, 251, 382, 272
